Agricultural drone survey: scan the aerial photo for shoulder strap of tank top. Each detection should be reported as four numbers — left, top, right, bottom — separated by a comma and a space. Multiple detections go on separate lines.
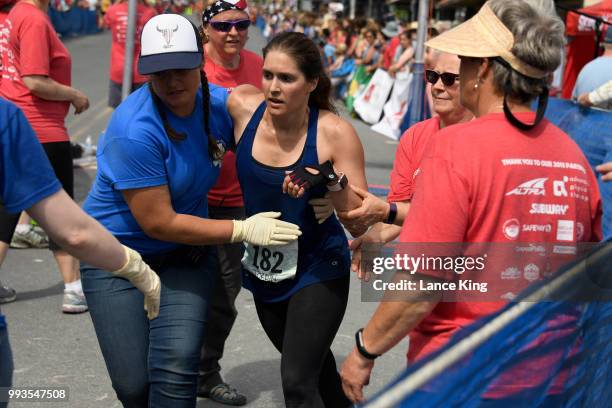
302, 106, 319, 164
305, 106, 319, 148
237, 101, 267, 150
244, 101, 267, 133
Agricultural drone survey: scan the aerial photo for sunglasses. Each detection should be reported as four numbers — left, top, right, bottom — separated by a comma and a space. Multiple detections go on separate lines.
425, 70, 460, 86
209, 19, 251, 33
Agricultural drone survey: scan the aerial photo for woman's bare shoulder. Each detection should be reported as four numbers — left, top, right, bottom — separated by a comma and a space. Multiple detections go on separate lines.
228, 85, 264, 118
318, 110, 358, 143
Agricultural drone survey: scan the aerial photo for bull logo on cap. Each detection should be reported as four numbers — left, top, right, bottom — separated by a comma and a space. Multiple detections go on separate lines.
156, 24, 179, 48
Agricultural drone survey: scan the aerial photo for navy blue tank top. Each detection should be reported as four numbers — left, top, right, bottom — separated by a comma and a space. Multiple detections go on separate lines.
236, 102, 350, 302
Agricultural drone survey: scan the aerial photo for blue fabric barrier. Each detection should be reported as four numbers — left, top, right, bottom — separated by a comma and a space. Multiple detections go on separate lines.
364, 242, 612, 408
49, 7, 100, 37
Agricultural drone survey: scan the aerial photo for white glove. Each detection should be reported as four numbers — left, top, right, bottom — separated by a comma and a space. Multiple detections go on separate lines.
309, 193, 334, 224
113, 245, 161, 320
230, 212, 302, 246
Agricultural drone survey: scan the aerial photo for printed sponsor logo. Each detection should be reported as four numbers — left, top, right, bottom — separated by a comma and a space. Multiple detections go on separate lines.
529, 204, 569, 215
501, 267, 521, 280
506, 178, 547, 196
553, 177, 569, 197
522, 224, 552, 233
553, 245, 577, 255
514, 244, 546, 254
576, 222, 585, 241
524, 263, 540, 282
556, 220, 575, 242
502, 218, 520, 241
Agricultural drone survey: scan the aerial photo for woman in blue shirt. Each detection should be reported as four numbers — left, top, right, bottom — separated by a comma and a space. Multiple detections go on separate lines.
80, 14, 301, 408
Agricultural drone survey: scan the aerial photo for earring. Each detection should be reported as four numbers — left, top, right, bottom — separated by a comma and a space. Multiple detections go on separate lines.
474, 83, 479, 89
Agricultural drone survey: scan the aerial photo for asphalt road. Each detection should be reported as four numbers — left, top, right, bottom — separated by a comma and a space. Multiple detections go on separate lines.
1, 23, 406, 407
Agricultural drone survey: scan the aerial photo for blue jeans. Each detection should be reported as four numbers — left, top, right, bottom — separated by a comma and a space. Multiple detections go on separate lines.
81, 246, 218, 408
0, 323, 13, 408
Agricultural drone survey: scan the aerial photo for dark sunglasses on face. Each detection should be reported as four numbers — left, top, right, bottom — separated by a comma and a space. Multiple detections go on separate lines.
425, 70, 460, 86
209, 19, 251, 32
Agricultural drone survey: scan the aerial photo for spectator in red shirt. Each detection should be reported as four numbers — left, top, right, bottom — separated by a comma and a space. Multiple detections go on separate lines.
338, 51, 473, 277
340, 0, 602, 403
379, 20, 400, 71
198, 0, 259, 404
0, 0, 91, 314
103, 0, 156, 108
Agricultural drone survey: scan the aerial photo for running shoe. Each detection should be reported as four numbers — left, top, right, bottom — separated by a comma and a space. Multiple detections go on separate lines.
62, 291, 88, 314
0, 283, 16, 304
10, 225, 49, 249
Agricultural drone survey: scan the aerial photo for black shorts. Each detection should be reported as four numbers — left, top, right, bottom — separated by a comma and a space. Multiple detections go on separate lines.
0, 141, 72, 247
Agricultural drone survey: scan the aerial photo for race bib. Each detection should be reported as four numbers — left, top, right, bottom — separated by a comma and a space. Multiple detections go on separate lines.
242, 241, 298, 283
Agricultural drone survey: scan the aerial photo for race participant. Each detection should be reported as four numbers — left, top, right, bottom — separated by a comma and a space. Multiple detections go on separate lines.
103, 0, 156, 108
80, 15, 301, 407
341, 51, 473, 280
226, 31, 366, 407
0, 0, 91, 313
340, 0, 602, 403
0, 97, 160, 408
196, 1, 261, 404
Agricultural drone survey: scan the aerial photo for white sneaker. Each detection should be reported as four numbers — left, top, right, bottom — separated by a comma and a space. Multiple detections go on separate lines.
62, 291, 88, 314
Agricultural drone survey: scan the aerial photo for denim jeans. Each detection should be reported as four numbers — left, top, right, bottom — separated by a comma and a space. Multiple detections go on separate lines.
0, 322, 13, 408
81, 246, 218, 408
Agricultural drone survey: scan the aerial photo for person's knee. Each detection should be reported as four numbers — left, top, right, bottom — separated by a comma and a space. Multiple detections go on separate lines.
112, 375, 148, 408
149, 342, 200, 387
281, 367, 319, 406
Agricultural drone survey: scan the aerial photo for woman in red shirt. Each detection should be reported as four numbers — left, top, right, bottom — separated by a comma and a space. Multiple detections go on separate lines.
340, 0, 602, 403
0, 0, 91, 313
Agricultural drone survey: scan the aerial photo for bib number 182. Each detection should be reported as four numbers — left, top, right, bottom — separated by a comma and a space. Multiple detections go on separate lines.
251, 246, 284, 274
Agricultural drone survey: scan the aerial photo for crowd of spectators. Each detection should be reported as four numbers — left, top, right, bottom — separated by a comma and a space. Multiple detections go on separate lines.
256, 5, 443, 115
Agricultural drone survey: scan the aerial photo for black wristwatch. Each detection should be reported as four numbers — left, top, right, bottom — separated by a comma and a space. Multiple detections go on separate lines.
355, 328, 380, 360
385, 202, 398, 225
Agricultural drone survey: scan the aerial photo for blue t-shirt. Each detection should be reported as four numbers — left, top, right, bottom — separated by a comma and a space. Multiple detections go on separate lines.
0, 98, 62, 326
572, 57, 612, 98
83, 85, 233, 255
0, 98, 62, 213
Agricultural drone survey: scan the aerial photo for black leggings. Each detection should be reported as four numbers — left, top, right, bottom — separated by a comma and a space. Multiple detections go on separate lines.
0, 141, 73, 249
254, 276, 351, 408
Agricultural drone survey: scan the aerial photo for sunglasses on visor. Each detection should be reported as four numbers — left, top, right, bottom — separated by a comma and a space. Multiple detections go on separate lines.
425, 70, 460, 86
209, 19, 251, 32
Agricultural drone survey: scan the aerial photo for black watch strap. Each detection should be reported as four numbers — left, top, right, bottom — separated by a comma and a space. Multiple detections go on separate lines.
355, 328, 380, 360
385, 202, 398, 224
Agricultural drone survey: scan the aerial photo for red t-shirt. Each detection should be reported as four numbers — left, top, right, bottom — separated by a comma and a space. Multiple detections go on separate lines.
204, 48, 263, 208
381, 36, 400, 70
400, 113, 602, 363
388, 116, 440, 203
0, 11, 8, 86
0, 2, 71, 143
104, 2, 156, 84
